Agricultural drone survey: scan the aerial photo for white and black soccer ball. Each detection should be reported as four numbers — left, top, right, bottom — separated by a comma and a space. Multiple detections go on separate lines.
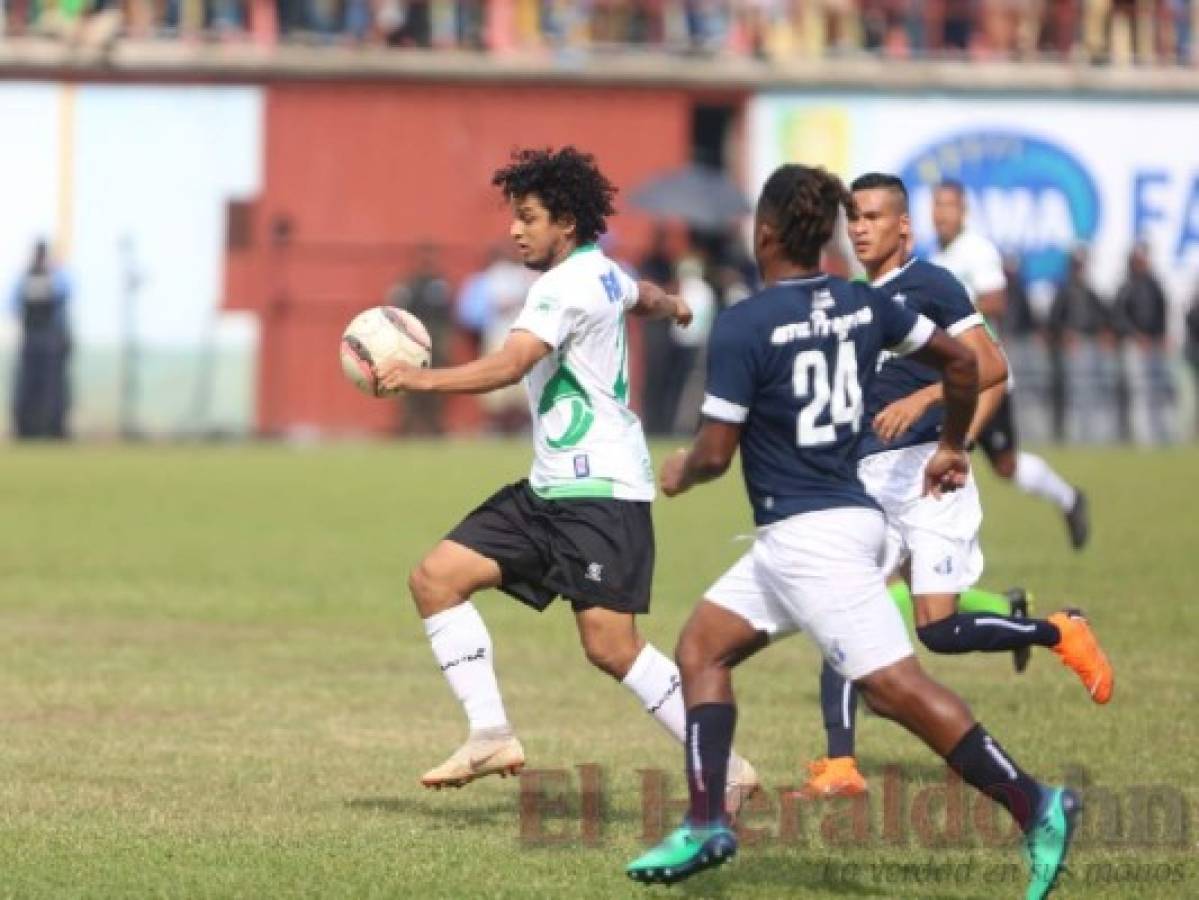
339, 306, 432, 397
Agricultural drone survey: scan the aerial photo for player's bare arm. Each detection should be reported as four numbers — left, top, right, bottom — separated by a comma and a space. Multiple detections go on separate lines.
873, 326, 1007, 443
631, 280, 692, 325
907, 329, 979, 497
659, 420, 741, 497
975, 287, 1006, 322
376, 330, 550, 394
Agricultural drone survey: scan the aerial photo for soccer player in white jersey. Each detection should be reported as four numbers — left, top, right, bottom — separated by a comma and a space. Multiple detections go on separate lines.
375, 147, 757, 805
624, 164, 1080, 900
932, 181, 1091, 550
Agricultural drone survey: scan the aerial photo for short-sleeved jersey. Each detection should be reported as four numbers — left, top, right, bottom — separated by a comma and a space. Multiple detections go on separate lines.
856, 259, 983, 459
510, 244, 655, 501
932, 231, 1006, 304
701, 273, 934, 526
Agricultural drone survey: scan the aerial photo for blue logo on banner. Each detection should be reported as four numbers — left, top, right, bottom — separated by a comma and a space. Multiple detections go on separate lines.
899, 131, 1101, 283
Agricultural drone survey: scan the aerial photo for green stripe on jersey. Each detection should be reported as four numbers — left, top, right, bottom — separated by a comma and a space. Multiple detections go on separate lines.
530, 478, 616, 500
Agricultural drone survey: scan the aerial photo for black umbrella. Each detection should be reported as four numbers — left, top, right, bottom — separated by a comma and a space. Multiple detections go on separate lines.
629, 164, 751, 231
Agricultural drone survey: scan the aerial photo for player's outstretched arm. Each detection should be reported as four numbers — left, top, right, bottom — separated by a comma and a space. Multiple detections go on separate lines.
873, 326, 1007, 443
630, 280, 692, 326
375, 330, 550, 395
908, 330, 979, 497
659, 419, 741, 497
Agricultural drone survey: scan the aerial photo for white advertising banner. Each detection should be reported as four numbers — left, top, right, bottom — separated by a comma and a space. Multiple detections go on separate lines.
748, 94, 1199, 319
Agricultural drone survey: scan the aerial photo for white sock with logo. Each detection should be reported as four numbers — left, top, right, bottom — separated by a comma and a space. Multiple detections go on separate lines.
1014, 451, 1077, 513
423, 602, 510, 735
621, 643, 686, 743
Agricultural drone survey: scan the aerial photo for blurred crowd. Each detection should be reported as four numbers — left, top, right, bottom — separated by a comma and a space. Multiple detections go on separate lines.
997, 243, 1196, 445
2, 0, 1196, 67
385, 230, 1199, 445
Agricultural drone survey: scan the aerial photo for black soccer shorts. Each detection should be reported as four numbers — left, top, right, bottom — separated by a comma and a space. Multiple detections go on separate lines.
446, 480, 655, 614
977, 391, 1018, 462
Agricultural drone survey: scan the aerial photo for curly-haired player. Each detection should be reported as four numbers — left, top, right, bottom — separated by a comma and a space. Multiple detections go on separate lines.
376, 147, 758, 806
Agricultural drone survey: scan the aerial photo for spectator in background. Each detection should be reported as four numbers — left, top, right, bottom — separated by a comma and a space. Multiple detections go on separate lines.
638, 223, 678, 436
1114, 241, 1172, 443
999, 253, 1039, 339
1048, 246, 1113, 442
1185, 285, 1199, 433
657, 254, 717, 434
456, 242, 536, 432
11, 239, 72, 440
389, 243, 452, 435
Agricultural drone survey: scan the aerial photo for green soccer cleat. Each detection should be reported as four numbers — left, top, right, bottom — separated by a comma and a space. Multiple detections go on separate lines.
1023, 787, 1082, 900
625, 822, 738, 885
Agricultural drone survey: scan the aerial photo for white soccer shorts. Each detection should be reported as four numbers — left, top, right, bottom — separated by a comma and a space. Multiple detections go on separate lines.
705, 507, 913, 682
857, 442, 984, 596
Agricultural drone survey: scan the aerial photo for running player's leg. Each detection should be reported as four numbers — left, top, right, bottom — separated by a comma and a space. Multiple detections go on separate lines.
414, 482, 563, 787
907, 531, 1113, 701
410, 539, 525, 787
856, 657, 1081, 899
767, 508, 1078, 900
979, 393, 1089, 549
626, 552, 780, 885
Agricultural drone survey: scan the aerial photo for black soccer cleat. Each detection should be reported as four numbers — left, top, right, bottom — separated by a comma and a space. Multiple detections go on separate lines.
1065, 489, 1090, 551
1006, 588, 1032, 673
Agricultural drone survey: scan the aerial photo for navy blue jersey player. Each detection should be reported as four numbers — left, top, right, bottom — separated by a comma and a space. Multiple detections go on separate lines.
802, 174, 1113, 803
625, 164, 1080, 900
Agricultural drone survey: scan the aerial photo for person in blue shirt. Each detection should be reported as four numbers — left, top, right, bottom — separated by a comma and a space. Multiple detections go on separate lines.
801, 174, 1114, 800
624, 164, 1079, 900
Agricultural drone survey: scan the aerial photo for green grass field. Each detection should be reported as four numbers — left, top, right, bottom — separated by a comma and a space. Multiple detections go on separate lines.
1, 442, 1195, 898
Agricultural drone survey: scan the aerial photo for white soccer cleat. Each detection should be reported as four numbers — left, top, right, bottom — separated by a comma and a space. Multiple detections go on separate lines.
724, 754, 760, 820
420, 733, 526, 789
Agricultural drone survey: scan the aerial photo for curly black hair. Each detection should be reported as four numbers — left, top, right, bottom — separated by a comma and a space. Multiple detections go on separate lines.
758, 164, 853, 267
491, 147, 617, 246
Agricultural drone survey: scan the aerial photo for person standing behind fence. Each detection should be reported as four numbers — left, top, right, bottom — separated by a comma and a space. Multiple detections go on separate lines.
388, 243, 453, 435
11, 239, 72, 440
1114, 242, 1171, 445
1048, 247, 1117, 443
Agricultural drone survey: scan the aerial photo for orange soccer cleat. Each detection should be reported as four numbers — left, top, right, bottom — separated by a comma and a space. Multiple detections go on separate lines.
795, 756, 868, 800
1048, 609, 1114, 704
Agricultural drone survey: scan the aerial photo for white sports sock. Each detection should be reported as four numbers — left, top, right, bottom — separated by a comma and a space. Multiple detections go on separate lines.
1014, 451, 1077, 513
621, 643, 686, 743
423, 602, 510, 733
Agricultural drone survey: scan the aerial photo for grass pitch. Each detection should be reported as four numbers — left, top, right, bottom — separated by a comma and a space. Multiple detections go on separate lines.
0, 441, 1195, 898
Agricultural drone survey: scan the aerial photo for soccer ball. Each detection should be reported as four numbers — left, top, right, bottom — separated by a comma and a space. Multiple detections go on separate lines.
339, 306, 432, 397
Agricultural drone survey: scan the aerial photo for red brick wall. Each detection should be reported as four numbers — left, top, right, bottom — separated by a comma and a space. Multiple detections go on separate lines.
224, 80, 711, 436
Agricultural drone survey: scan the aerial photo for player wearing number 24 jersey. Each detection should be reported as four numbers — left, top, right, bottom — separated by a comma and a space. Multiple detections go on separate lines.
626, 164, 1079, 900
702, 273, 931, 525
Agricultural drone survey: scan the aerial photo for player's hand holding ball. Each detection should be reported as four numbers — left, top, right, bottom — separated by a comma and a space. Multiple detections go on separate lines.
923, 443, 969, 499
339, 306, 432, 397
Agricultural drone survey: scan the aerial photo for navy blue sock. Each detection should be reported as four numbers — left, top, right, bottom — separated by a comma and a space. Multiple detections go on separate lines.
819, 660, 858, 758
946, 723, 1044, 831
685, 703, 736, 825
917, 613, 1060, 655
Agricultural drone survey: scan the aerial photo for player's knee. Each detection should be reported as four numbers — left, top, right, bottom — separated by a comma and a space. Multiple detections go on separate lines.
408, 559, 451, 613
580, 633, 637, 679
674, 633, 721, 681
858, 666, 919, 720
916, 617, 966, 654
